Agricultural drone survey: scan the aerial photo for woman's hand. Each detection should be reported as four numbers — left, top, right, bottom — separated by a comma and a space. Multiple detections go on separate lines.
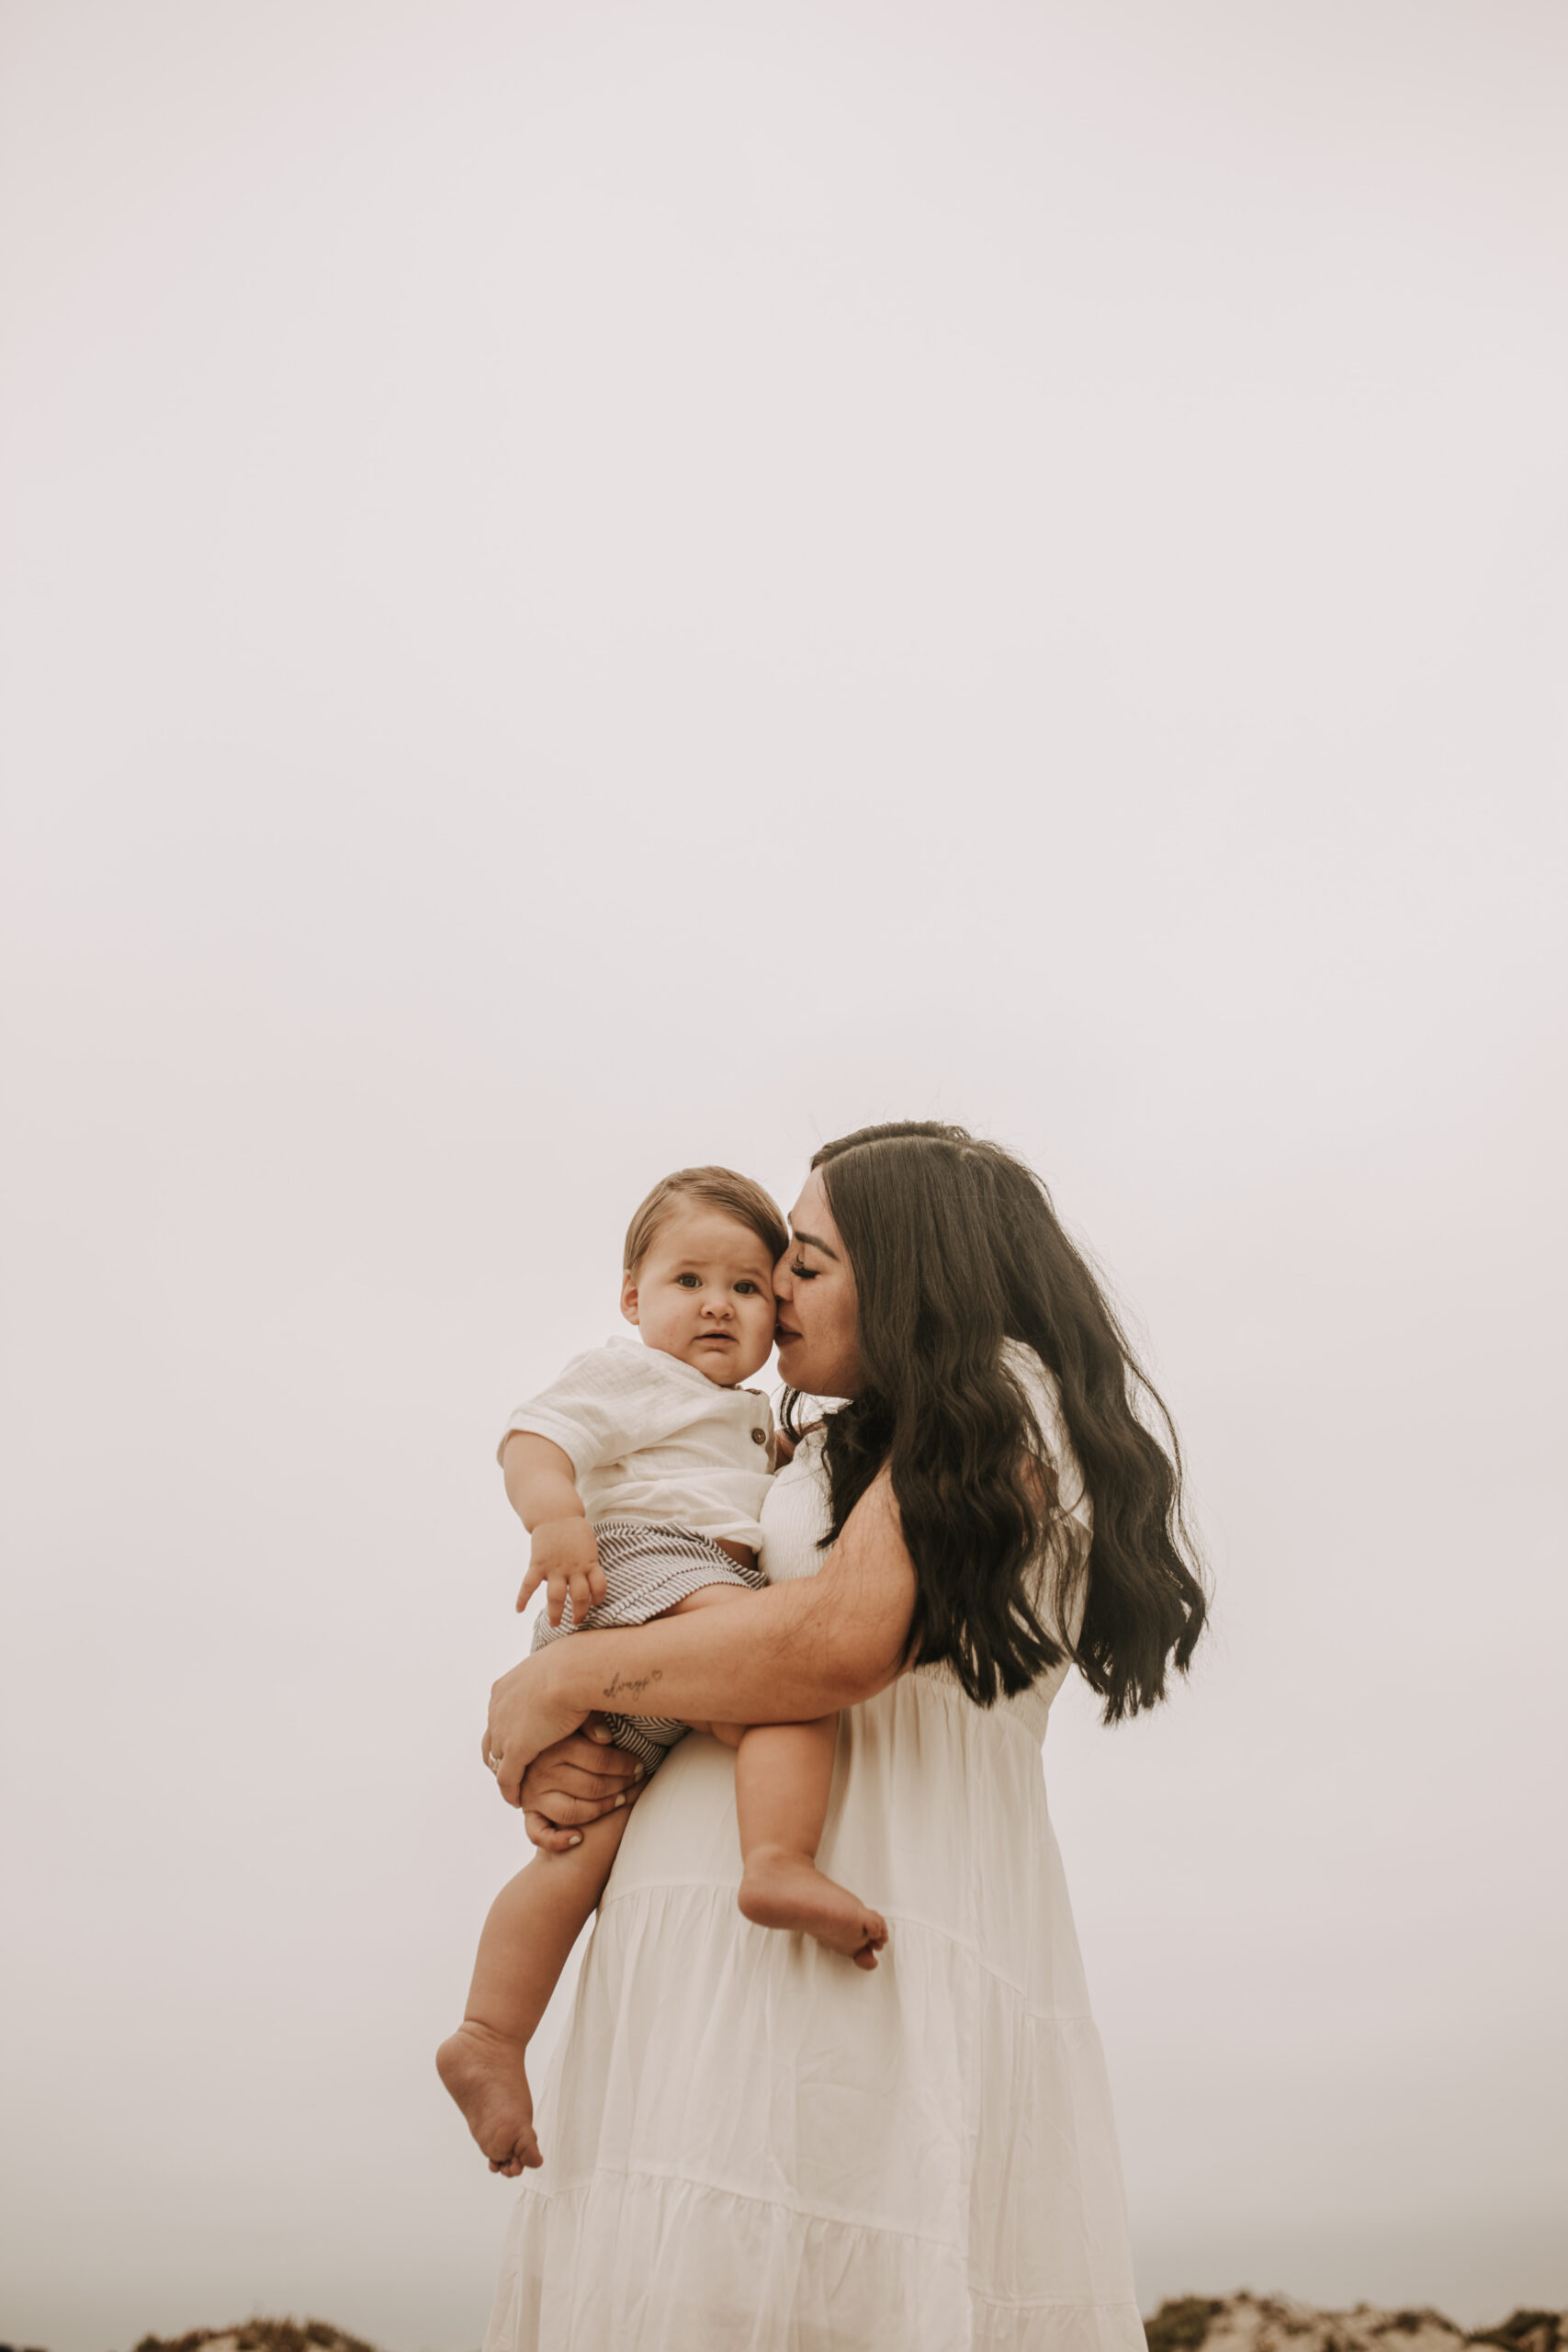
483, 1646, 591, 1808
517, 1726, 646, 1852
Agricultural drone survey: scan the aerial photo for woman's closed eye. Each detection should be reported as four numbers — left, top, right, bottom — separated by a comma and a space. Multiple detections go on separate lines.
789, 1259, 819, 1280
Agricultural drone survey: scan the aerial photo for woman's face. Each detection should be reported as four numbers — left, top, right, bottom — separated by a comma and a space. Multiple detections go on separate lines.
773, 1168, 864, 1400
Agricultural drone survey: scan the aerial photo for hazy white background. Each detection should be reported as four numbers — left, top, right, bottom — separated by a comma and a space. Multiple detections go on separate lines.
2, 4, 1564, 2347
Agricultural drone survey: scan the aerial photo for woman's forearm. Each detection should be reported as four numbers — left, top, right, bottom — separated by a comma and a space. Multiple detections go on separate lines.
551, 1568, 900, 1725
489, 1476, 918, 1794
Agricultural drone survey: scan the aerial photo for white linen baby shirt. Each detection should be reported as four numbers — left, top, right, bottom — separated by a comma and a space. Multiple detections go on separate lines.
498, 1339, 774, 1551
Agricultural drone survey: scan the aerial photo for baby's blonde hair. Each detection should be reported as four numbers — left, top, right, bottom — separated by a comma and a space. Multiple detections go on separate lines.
624, 1166, 789, 1277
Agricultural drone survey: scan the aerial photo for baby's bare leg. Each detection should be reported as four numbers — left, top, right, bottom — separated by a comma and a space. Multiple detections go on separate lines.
659, 1588, 886, 1964
436, 1806, 628, 2175
735, 1718, 888, 1971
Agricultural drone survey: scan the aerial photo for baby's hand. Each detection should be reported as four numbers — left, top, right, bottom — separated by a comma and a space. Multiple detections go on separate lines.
518, 1520, 606, 1630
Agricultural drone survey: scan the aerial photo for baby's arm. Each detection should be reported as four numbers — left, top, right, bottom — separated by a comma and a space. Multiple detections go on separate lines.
502, 1431, 607, 1627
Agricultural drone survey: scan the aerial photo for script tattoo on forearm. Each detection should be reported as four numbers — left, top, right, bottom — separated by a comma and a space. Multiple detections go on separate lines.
602, 1668, 663, 1702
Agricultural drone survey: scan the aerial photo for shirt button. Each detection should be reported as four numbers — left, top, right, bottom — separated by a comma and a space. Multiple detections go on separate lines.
751, 1428, 768, 1445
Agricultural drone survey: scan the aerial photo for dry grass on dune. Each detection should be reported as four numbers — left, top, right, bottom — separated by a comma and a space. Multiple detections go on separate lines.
5, 2302, 1563, 2352
2, 2333, 382, 2352
1145, 2299, 1567, 2352
128, 2328, 382, 2352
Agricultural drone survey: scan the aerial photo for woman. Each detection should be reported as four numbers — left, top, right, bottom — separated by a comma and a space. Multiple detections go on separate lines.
481, 1122, 1206, 2352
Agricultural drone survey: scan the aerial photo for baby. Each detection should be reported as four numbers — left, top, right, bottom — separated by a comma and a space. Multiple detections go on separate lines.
437, 1165, 887, 2176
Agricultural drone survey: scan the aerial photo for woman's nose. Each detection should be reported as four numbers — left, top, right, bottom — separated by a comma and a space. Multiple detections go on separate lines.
773, 1257, 792, 1301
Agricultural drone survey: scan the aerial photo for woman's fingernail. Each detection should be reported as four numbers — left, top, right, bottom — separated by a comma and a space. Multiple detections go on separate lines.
613, 1793, 626, 1808
568, 1834, 582, 1847
589, 1727, 613, 1743
632, 1763, 646, 1779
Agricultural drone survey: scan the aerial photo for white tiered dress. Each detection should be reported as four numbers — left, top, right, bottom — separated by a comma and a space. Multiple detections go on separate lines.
483, 1352, 1144, 2352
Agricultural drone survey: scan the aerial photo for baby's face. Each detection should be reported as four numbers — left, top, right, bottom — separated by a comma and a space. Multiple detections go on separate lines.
621, 1205, 778, 1385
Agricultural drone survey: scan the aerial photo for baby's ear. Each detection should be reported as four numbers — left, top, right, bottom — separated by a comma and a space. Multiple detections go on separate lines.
619, 1271, 640, 1327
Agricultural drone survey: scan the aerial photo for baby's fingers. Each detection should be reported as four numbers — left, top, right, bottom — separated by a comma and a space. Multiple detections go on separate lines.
546, 1569, 570, 1629
568, 1564, 599, 1626
516, 1560, 546, 1614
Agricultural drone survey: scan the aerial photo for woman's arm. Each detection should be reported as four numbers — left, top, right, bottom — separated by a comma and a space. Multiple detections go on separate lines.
485, 1475, 916, 1808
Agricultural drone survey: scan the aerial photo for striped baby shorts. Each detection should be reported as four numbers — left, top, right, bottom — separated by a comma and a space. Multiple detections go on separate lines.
528, 1518, 768, 1771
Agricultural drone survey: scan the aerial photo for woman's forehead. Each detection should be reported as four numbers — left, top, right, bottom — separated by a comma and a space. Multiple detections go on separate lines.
788, 1168, 824, 1222
788, 1169, 840, 1254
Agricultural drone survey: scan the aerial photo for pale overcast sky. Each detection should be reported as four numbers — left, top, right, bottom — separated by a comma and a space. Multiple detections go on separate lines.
2, 5, 1565, 2349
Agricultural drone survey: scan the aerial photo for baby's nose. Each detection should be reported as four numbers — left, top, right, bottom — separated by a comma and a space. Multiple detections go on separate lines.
703, 1295, 735, 1317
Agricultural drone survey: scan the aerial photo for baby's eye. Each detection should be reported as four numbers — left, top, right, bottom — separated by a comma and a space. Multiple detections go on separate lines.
735, 1279, 762, 1295
675, 1272, 701, 1288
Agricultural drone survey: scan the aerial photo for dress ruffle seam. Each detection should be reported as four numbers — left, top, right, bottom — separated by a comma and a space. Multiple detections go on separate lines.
906, 1664, 1055, 1746
593, 1878, 1098, 2021
965, 2289, 1147, 2316
517, 2157, 972, 2257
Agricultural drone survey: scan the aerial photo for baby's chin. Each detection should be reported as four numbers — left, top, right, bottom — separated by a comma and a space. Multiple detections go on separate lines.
648, 1332, 773, 1385
694, 1342, 772, 1385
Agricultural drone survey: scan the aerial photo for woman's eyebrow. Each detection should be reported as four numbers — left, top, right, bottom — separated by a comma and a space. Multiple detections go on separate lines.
791, 1227, 839, 1261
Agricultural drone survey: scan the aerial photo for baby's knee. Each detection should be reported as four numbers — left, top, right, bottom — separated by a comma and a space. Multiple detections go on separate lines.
708, 1722, 746, 1750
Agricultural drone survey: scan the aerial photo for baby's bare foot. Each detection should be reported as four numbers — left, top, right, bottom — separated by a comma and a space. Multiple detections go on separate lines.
739, 1847, 889, 1971
436, 2020, 542, 2175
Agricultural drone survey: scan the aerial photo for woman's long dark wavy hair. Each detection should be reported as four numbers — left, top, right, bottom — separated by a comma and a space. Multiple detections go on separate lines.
783, 1123, 1207, 1721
